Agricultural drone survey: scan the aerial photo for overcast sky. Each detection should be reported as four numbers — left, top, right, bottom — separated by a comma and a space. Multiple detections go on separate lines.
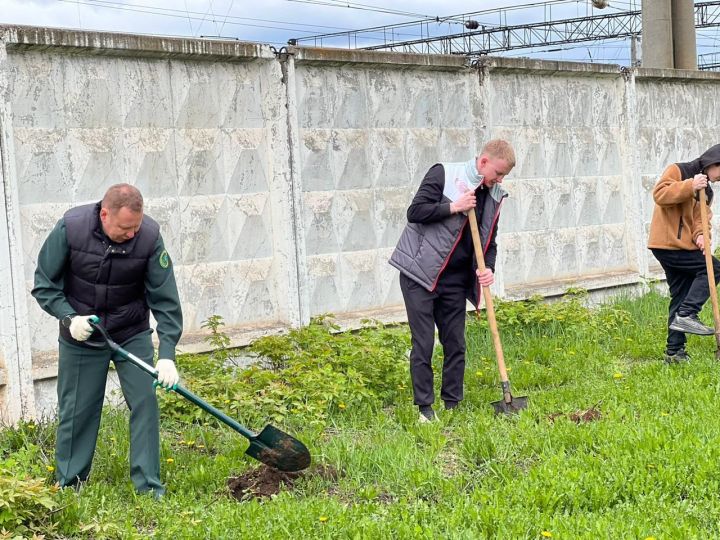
0, 0, 716, 65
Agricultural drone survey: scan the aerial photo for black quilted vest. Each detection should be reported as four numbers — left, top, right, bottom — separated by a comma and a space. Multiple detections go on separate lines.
60, 202, 160, 347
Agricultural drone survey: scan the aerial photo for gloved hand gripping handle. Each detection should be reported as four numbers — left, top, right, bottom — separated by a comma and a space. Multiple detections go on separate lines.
88, 316, 160, 381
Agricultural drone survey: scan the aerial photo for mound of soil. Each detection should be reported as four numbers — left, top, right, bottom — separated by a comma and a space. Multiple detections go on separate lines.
569, 406, 602, 423
228, 464, 339, 500
548, 406, 602, 424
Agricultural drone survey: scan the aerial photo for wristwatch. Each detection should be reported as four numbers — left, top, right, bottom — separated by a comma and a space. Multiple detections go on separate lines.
61, 314, 75, 329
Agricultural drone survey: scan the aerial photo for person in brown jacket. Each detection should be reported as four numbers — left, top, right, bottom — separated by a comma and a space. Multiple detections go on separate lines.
648, 144, 720, 362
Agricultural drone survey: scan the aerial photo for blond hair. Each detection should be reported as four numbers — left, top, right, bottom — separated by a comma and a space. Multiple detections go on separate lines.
481, 139, 516, 168
101, 184, 143, 214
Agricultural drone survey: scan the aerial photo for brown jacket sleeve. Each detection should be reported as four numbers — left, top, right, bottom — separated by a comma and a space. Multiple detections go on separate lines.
653, 164, 695, 206
648, 164, 705, 251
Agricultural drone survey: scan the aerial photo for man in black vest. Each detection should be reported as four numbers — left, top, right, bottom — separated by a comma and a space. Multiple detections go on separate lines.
32, 184, 183, 497
389, 140, 515, 422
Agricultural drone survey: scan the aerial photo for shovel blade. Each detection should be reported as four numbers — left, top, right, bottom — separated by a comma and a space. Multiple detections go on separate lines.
491, 395, 529, 415
244, 424, 311, 472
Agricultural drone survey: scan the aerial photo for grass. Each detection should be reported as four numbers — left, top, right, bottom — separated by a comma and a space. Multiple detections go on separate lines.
5, 289, 720, 538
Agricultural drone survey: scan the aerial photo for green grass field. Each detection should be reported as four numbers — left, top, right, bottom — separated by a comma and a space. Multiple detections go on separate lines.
4, 289, 720, 539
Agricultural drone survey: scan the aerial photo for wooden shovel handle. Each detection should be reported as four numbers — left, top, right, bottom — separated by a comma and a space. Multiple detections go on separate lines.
698, 188, 720, 347
467, 210, 510, 384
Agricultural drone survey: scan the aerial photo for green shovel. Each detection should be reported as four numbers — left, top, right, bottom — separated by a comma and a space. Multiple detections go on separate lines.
88, 317, 311, 472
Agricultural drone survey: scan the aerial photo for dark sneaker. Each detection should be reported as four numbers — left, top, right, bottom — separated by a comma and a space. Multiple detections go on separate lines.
664, 349, 691, 364
444, 401, 459, 411
418, 406, 438, 423
669, 314, 715, 336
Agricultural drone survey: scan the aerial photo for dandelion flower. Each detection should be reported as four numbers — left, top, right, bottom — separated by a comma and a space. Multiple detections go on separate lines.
166, 458, 174, 464
541, 532, 553, 538
338, 403, 347, 410
613, 372, 623, 379
319, 516, 329, 523
46, 465, 55, 472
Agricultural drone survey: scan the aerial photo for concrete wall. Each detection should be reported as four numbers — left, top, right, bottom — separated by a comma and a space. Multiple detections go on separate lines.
1, 26, 720, 422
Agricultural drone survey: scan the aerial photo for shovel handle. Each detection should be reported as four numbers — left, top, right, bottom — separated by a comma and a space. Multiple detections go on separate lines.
88, 317, 257, 440
170, 385, 257, 440
698, 189, 720, 349
467, 210, 511, 390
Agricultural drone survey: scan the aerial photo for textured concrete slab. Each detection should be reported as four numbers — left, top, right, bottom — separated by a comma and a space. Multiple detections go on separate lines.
3, 25, 720, 420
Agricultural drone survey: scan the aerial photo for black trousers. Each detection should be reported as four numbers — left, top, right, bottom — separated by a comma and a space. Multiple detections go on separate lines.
652, 248, 720, 353
400, 273, 467, 407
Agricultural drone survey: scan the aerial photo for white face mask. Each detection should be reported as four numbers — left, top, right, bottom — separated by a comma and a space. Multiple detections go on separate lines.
465, 158, 484, 190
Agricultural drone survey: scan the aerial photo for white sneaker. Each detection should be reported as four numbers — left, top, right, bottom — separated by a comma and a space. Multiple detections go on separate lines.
418, 410, 438, 423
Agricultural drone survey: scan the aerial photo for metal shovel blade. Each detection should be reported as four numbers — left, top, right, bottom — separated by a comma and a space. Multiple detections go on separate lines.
245, 424, 312, 472
491, 395, 529, 416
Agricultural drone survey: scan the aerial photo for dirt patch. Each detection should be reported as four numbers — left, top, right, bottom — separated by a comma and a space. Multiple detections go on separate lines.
569, 406, 602, 423
548, 406, 602, 424
227, 464, 340, 500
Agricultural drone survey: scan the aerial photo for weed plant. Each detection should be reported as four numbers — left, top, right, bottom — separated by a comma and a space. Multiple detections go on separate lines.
4, 290, 720, 538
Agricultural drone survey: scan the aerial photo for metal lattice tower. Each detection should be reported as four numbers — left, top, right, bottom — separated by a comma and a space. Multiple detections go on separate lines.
290, 1, 720, 68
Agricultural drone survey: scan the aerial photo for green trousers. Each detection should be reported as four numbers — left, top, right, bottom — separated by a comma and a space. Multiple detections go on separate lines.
56, 330, 163, 494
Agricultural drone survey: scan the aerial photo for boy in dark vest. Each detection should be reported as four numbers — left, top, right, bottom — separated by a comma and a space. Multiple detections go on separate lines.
390, 140, 515, 422
648, 144, 720, 363
32, 183, 183, 497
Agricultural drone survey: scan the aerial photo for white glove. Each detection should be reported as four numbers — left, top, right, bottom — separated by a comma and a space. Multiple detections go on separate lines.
69, 315, 94, 341
156, 359, 179, 388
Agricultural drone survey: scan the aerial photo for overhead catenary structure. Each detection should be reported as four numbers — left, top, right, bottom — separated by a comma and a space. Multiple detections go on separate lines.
290, 0, 719, 70
698, 51, 720, 69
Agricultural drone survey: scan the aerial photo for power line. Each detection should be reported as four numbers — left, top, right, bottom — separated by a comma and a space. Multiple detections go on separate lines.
183, 0, 194, 35
293, 0, 720, 59
196, 0, 216, 37
46, 0, 720, 65
56, 0, 355, 34
282, 0, 431, 19
219, 0, 235, 36
289, 0, 605, 47
56, 0, 464, 44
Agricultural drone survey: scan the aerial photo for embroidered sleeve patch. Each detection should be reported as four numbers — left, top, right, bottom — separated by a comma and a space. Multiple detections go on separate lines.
159, 250, 170, 269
